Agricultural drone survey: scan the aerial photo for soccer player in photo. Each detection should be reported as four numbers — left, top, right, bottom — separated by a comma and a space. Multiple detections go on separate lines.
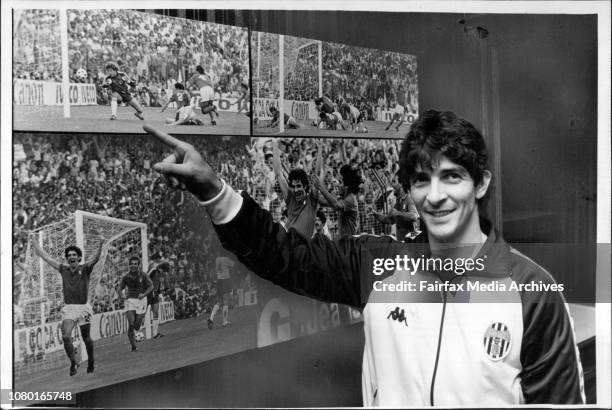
145, 108, 585, 405
232, 80, 251, 117
324, 111, 349, 130
160, 83, 202, 126
147, 261, 170, 338
269, 105, 300, 129
32, 241, 103, 376
188, 65, 219, 125
102, 62, 145, 121
271, 138, 324, 238
119, 256, 154, 351
385, 84, 408, 132
372, 183, 422, 241
339, 99, 363, 132
310, 165, 360, 236
208, 255, 235, 329
313, 96, 335, 128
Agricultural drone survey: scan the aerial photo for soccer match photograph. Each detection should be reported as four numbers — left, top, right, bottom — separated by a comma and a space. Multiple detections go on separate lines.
1, 3, 611, 410
11, 132, 260, 401
12, 9, 250, 135
252, 32, 419, 137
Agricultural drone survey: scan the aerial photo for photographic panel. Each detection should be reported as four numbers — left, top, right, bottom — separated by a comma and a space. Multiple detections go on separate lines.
252, 31, 418, 138
5, 6, 607, 409
247, 136, 406, 348
12, 10, 250, 135
12, 131, 256, 399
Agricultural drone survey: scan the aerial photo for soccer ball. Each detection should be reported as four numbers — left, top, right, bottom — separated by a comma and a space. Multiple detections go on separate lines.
135, 331, 144, 342
76, 68, 87, 80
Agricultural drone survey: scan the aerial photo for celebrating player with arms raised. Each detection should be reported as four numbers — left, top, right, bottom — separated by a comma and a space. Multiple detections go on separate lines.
102, 62, 145, 121
32, 241, 103, 376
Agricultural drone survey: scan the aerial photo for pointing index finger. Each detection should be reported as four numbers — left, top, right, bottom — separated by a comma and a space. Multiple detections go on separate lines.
143, 124, 185, 151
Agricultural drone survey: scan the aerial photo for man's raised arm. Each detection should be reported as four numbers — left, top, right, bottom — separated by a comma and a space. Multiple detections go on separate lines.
32, 241, 61, 271
310, 175, 342, 211
272, 138, 289, 200
85, 240, 104, 269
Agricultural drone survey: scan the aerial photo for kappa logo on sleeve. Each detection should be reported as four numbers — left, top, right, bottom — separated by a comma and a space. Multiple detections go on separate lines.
483, 322, 511, 361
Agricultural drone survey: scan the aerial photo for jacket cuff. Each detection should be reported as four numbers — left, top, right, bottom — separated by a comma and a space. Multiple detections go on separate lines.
199, 181, 243, 224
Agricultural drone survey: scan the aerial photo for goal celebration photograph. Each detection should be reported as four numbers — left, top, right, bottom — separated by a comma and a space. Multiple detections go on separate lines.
11, 132, 259, 398
2, 3, 610, 409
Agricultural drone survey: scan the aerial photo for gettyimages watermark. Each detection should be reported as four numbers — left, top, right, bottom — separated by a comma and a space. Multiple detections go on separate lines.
361, 242, 609, 304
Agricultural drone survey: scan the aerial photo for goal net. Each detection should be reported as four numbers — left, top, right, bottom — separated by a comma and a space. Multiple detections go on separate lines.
13, 8, 72, 119
252, 31, 280, 130
252, 32, 321, 132
14, 211, 147, 376
283, 37, 320, 102
13, 10, 62, 83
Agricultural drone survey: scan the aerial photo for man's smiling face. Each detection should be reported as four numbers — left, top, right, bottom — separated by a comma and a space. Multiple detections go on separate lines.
290, 179, 306, 202
410, 155, 490, 245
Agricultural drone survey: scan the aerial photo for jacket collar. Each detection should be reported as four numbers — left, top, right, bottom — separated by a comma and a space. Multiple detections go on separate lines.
474, 225, 512, 278
422, 220, 512, 279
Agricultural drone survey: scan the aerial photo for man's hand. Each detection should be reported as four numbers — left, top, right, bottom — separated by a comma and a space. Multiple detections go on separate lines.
144, 125, 223, 201
310, 174, 323, 190
138, 293, 145, 300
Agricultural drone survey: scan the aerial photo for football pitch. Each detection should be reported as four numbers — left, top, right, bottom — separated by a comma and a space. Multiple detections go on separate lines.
13, 306, 258, 404
254, 119, 408, 140
13, 105, 251, 135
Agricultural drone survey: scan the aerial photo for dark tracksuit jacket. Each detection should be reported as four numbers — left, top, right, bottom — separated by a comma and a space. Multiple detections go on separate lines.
204, 183, 585, 406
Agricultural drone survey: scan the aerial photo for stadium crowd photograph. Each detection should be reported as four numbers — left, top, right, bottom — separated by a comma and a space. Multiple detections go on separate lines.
143, 108, 585, 406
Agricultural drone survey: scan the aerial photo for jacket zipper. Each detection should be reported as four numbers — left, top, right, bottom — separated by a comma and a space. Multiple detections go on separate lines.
430, 289, 447, 406
430, 274, 463, 406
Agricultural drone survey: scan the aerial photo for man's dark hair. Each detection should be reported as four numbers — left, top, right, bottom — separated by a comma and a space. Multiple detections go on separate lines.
65, 245, 82, 259
316, 210, 327, 225
105, 62, 119, 71
196, 65, 204, 74
174, 83, 185, 90
340, 165, 361, 194
398, 110, 489, 191
288, 169, 309, 190
129, 256, 141, 265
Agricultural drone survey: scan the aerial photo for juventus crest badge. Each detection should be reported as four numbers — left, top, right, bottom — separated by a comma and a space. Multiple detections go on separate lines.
483, 322, 511, 361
